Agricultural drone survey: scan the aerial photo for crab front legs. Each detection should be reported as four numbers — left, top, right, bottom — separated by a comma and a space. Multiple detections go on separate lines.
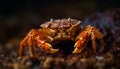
73, 25, 104, 54
19, 29, 59, 57
20, 31, 36, 57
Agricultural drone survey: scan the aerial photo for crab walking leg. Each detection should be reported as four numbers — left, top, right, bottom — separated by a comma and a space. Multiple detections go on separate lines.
99, 39, 105, 52
19, 35, 36, 57
93, 27, 105, 52
72, 31, 89, 53
28, 37, 35, 57
91, 32, 97, 53
19, 29, 37, 57
19, 36, 28, 56
36, 38, 59, 54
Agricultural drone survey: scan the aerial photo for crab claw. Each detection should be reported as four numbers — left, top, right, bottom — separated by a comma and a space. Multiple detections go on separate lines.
36, 38, 59, 53
46, 43, 59, 53
72, 38, 88, 54
50, 48, 59, 54
72, 48, 81, 54
72, 41, 85, 54
38, 42, 59, 54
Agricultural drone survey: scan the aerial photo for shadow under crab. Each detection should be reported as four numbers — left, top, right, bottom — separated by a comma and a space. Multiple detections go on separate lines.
51, 40, 75, 55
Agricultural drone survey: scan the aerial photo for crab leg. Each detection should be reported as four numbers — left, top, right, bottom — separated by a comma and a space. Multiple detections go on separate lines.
19, 36, 35, 57
20, 29, 39, 57
91, 32, 97, 53
28, 37, 36, 57
99, 39, 105, 52
92, 28, 105, 52
19, 36, 28, 57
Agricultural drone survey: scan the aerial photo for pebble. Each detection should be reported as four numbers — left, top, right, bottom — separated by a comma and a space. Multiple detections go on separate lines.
95, 56, 104, 61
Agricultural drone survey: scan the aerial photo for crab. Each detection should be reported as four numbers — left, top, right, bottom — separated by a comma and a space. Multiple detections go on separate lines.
19, 18, 104, 57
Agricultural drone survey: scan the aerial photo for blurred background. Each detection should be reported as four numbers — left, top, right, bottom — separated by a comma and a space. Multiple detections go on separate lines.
0, 0, 119, 45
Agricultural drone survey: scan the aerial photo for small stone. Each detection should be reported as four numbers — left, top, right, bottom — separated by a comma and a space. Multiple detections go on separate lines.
95, 56, 104, 61
26, 61, 32, 66
0, 54, 4, 58
17, 57, 22, 62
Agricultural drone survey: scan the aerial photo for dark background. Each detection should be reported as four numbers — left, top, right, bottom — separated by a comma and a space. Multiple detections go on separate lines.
0, 0, 119, 17
0, 0, 119, 43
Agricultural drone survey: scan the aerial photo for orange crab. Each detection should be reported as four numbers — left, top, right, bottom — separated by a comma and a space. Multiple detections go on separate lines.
19, 18, 104, 57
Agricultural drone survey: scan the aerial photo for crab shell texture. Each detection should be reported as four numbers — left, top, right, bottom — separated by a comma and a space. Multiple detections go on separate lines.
40, 19, 81, 41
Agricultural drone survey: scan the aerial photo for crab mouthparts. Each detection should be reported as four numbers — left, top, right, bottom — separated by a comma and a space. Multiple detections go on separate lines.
51, 40, 75, 55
